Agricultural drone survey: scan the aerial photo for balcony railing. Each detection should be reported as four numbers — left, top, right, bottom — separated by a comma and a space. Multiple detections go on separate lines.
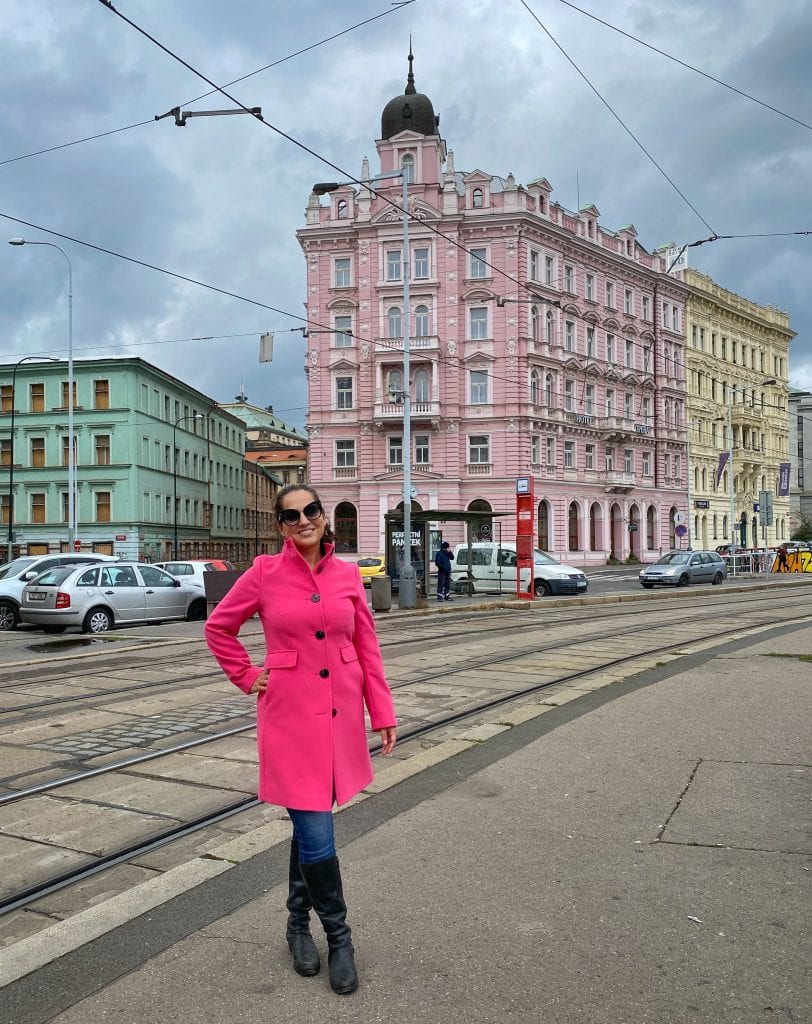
333, 466, 357, 479
598, 471, 636, 488
375, 335, 440, 351
373, 400, 440, 419
466, 463, 492, 476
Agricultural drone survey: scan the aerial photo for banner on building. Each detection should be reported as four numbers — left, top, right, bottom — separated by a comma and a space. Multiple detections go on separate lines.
715, 451, 730, 489
259, 332, 274, 362
778, 462, 791, 497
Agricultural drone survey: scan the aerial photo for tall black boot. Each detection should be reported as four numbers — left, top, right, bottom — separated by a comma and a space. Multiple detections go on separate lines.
286, 838, 320, 977
298, 856, 358, 995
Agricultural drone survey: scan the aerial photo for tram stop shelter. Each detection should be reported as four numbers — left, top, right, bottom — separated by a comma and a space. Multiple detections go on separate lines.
384, 508, 512, 594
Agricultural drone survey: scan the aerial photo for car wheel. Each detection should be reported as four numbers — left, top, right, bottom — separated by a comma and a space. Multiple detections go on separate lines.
534, 580, 552, 597
42, 625, 67, 634
0, 601, 19, 631
187, 599, 207, 622
712, 572, 724, 585
641, 583, 654, 590
82, 607, 113, 634
677, 574, 690, 587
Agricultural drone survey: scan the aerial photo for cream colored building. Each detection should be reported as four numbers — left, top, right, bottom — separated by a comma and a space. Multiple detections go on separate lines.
681, 268, 793, 550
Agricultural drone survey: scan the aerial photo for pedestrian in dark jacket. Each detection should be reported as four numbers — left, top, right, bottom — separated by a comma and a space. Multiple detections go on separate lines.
776, 544, 789, 572
434, 541, 454, 601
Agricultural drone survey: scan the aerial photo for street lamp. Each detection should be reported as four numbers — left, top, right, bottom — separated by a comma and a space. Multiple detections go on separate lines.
9, 239, 76, 549
312, 170, 418, 608
5, 355, 60, 562
173, 413, 204, 559
723, 378, 776, 571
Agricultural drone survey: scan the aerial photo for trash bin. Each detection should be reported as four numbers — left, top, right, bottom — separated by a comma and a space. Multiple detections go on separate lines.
370, 575, 392, 612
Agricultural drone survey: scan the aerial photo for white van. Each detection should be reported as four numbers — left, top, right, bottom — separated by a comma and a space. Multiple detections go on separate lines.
450, 543, 588, 597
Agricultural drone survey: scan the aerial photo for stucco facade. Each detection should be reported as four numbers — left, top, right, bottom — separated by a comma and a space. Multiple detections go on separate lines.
680, 268, 793, 550
788, 390, 812, 531
298, 58, 689, 563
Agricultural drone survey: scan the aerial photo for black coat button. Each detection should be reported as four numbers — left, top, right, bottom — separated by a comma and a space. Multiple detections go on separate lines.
315, 630, 325, 640
310, 594, 320, 603
320, 668, 329, 678
331, 708, 337, 717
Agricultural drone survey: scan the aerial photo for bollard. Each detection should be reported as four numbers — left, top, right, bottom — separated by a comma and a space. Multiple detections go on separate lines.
370, 575, 392, 612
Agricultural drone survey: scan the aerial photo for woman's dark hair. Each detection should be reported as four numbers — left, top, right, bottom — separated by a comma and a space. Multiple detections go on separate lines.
274, 484, 335, 548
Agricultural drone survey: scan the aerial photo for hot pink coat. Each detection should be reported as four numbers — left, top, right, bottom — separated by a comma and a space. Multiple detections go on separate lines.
204, 540, 396, 811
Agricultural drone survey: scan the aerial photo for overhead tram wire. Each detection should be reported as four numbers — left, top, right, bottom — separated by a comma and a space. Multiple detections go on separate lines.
0, 1, 417, 167
557, 1, 812, 132
518, 0, 717, 237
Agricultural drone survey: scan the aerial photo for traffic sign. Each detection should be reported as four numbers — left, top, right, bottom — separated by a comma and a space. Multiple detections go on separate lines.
675, 524, 688, 538
674, 512, 686, 526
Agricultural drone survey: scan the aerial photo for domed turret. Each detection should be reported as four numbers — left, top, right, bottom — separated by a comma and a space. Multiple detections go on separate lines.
381, 48, 438, 140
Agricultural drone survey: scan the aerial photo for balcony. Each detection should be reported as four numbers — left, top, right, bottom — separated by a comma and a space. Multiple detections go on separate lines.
598, 470, 635, 492
373, 400, 440, 420
375, 335, 440, 352
333, 466, 357, 480
466, 463, 492, 476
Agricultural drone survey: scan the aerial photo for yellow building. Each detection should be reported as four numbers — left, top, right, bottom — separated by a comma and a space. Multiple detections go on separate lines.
681, 268, 793, 550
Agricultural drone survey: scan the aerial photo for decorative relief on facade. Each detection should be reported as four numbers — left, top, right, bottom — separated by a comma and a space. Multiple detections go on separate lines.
446, 419, 459, 433
360, 342, 370, 360
447, 339, 457, 356
447, 295, 457, 305
506, 338, 517, 355
507, 356, 518, 372
360, 301, 369, 311
360, 277, 369, 286
447, 272, 457, 283
310, 426, 321, 438
361, 422, 371, 435
358, 240, 369, 256
309, 254, 319, 267
506, 419, 518, 432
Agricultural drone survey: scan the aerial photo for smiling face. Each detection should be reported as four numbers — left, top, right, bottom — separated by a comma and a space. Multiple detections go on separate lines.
278, 488, 326, 562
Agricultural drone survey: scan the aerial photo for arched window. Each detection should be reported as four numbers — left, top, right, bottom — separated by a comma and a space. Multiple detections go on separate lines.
414, 368, 430, 403
723, 514, 728, 539
712, 514, 718, 540
336, 199, 348, 219
387, 306, 401, 339
646, 505, 655, 549
538, 500, 550, 551
530, 305, 540, 341
701, 468, 707, 491
545, 308, 554, 343
472, 188, 484, 208
694, 467, 699, 491
530, 369, 539, 405
401, 154, 415, 184
544, 374, 553, 407
414, 304, 429, 337
387, 368, 404, 401
538, 195, 546, 214
334, 502, 357, 553
568, 502, 580, 551
468, 498, 492, 540
589, 502, 601, 552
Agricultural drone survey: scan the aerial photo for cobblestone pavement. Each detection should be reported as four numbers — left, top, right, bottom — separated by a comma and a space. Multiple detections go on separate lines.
30, 697, 252, 758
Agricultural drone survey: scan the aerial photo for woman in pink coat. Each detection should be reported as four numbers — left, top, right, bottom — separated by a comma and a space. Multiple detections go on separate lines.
204, 484, 397, 995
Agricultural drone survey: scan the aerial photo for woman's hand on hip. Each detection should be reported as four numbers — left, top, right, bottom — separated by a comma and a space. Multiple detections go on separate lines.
249, 670, 269, 695
377, 727, 397, 755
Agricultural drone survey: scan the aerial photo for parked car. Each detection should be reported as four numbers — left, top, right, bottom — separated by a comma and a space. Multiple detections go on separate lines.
639, 550, 727, 588
153, 559, 236, 595
20, 561, 207, 633
451, 542, 588, 597
0, 552, 119, 631
356, 556, 386, 587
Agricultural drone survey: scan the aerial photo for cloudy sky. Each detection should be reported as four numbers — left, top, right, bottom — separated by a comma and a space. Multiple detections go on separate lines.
1, 0, 810, 431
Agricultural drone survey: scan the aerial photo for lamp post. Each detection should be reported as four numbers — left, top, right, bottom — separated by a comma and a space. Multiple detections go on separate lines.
724, 378, 776, 573
9, 239, 76, 549
173, 413, 204, 559
312, 170, 418, 607
5, 355, 60, 562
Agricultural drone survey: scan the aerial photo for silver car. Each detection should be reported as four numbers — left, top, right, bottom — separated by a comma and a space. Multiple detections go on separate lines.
639, 550, 727, 589
20, 562, 207, 633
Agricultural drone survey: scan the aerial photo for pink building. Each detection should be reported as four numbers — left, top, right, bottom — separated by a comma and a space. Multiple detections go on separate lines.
298, 55, 689, 563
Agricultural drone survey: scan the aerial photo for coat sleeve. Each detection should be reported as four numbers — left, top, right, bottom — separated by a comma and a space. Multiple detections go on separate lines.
351, 569, 397, 730
204, 560, 264, 694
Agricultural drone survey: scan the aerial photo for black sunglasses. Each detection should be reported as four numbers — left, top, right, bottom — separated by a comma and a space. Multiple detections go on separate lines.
278, 500, 323, 526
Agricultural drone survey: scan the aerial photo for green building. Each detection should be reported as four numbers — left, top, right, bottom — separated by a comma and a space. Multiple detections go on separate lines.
0, 357, 247, 563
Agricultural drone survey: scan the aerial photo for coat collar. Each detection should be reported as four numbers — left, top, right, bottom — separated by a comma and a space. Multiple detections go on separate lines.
281, 536, 335, 575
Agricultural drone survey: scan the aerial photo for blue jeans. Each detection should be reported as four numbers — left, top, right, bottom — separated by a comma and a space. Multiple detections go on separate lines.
287, 808, 336, 864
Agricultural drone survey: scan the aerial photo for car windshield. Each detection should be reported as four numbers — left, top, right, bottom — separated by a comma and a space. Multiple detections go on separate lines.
533, 551, 559, 565
31, 566, 78, 586
656, 553, 690, 565
358, 558, 382, 567
0, 557, 37, 580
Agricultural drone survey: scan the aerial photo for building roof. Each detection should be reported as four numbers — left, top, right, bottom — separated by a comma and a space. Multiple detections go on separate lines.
380, 48, 438, 140
219, 400, 307, 442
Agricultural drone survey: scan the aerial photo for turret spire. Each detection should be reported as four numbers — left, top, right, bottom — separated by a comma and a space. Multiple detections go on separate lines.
406, 38, 416, 95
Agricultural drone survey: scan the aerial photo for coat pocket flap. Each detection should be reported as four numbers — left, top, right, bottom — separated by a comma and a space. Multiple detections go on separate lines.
266, 649, 298, 669
340, 644, 359, 664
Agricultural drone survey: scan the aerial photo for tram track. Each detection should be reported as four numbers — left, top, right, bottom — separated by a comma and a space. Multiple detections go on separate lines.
1, 592, 810, 922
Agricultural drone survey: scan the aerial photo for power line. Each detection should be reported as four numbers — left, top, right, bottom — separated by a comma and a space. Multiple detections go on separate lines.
0, 2, 416, 168
558, 0, 812, 132
518, 0, 717, 236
